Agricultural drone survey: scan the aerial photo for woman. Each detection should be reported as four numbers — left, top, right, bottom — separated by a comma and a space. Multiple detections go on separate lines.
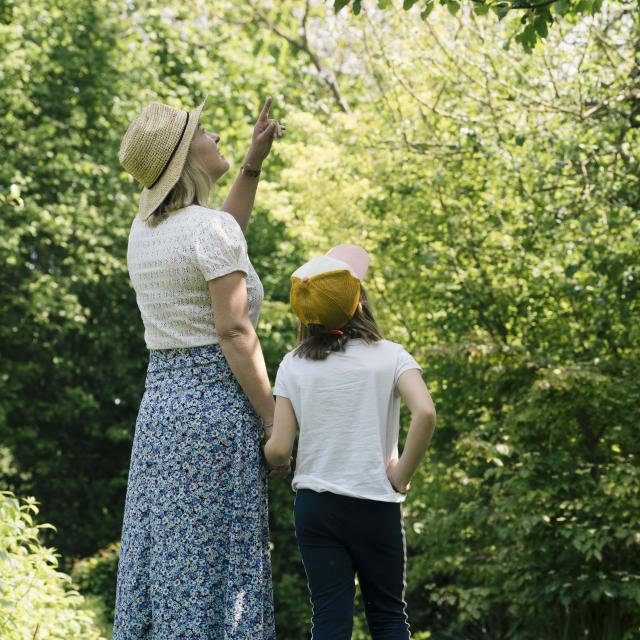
112, 94, 286, 639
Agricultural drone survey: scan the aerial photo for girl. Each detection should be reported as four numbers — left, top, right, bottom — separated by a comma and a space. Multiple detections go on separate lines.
263, 244, 437, 640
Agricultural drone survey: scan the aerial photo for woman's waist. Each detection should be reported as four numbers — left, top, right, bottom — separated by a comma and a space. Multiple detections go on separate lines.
141, 313, 261, 351
145, 342, 237, 388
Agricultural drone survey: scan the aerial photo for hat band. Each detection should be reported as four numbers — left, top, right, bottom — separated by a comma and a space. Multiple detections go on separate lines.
148, 111, 190, 189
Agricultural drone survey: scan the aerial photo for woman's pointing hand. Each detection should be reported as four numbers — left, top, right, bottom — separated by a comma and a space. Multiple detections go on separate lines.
247, 96, 285, 165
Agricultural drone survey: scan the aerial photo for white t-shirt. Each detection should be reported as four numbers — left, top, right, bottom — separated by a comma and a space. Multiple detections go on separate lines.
127, 205, 264, 349
273, 338, 422, 503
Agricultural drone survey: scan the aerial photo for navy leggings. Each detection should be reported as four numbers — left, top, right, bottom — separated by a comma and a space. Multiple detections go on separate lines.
294, 489, 411, 639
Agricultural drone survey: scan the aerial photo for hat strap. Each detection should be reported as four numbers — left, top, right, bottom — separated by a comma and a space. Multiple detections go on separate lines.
319, 328, 344, 337
148, 111, 190, 189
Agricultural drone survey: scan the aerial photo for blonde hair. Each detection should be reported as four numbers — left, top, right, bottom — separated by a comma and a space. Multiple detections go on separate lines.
149, 144, 212, 223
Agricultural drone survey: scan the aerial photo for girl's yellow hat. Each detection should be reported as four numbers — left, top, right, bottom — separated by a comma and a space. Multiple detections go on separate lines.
290, 245, 369, 329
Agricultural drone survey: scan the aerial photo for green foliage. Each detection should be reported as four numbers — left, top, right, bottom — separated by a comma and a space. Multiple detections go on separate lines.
0, 0, 305, 634
0, 0, 303, 561
70, 542, 120, 626
333, 0, 628, 51
258, 2, 640, 636
0, 491, 105, 639
2, 0, 639, 638
0, 0, 149, 559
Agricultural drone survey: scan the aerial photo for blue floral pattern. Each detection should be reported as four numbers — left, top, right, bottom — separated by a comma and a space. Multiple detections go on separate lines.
112, 343, 275, 639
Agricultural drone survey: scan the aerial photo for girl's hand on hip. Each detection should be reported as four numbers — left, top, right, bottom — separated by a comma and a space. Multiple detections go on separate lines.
386, 457, 410, 495
247, 96, 285, 165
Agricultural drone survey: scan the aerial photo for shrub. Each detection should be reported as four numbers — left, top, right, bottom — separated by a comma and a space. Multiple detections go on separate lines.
70, 541, 120, 624
0, 490, 105, 640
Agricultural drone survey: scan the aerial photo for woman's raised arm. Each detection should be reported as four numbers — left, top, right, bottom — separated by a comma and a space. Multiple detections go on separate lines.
221, 96, 285, 233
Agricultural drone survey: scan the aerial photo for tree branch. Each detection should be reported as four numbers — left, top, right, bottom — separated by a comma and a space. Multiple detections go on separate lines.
243, 0, 350, 113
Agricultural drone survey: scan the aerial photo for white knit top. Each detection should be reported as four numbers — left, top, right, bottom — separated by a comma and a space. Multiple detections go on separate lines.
127, 205, 264, 350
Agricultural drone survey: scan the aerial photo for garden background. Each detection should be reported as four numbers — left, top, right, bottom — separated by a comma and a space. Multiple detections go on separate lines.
1, 0, 639, 638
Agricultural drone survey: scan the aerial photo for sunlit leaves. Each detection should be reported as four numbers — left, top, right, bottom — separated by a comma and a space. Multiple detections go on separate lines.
333, 0, 628, 51
264, 4, 640, 636
0, 491, 105, 639
2, 0, 639, 638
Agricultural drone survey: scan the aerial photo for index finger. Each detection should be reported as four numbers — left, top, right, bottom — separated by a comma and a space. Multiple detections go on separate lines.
259, 96, 272, 122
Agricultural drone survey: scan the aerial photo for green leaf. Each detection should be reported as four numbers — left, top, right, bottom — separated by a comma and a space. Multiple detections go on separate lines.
553, 0, 570, 15
446, 0, 461, 14
534, 16, 549, 39
515, 23, 538, 53
421, 1, 435, 18
334, 0, 351, 13
492, 2, 511, 20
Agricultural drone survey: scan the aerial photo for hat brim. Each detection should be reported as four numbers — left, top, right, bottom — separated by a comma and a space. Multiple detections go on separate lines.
137, 96, 208, 221
325, 244, 369, 281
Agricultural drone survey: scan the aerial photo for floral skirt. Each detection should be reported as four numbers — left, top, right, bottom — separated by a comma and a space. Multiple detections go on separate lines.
112, 343, 275, 640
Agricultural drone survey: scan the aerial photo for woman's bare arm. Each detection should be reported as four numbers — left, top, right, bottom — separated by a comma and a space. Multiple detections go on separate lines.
219, 152, 262, 234
208, 271, 274, 426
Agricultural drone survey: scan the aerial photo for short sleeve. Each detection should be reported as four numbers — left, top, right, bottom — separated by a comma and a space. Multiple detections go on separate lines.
273, 355, 293, 399
394, 347, 422, 395
192, 213, 250, 281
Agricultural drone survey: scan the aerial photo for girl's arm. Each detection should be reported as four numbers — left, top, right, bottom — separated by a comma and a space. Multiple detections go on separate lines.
387, 369, 437, 493
263, 395, 297, 468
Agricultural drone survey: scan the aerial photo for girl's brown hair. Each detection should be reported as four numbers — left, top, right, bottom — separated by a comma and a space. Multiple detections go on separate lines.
293, 284, 384, 361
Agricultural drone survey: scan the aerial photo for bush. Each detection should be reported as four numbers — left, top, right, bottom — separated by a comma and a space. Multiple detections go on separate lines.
0, 490, 106, 640
70, 541, 120, 625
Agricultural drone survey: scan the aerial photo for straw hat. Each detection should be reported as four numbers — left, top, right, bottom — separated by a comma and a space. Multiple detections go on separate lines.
290, 245, 370, 329
119, 95, 208, 221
